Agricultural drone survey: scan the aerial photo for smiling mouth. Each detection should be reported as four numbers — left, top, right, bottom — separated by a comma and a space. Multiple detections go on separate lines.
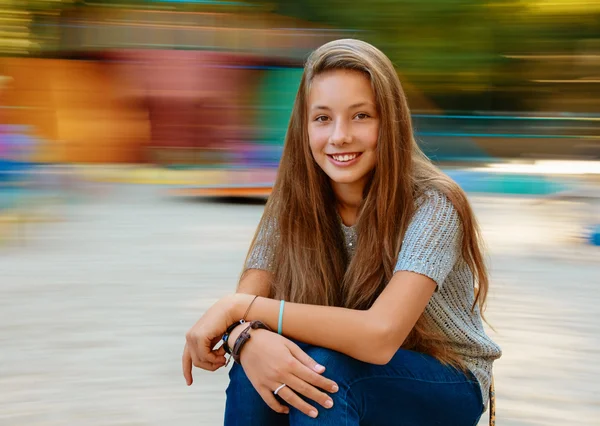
328, 153, 362, 162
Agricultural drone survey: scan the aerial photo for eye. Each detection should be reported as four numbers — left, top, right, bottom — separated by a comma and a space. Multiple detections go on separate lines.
315, 115, 329, 123
355, 113, 370, 120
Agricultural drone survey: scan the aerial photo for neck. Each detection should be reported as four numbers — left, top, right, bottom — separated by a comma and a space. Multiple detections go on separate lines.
332, 181, 364, 226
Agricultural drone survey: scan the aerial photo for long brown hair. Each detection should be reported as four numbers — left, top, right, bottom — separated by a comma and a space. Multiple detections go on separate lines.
243, 39, 488, 368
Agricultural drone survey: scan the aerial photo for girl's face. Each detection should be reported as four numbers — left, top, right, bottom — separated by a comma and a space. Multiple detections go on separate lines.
307, 69, 379, 197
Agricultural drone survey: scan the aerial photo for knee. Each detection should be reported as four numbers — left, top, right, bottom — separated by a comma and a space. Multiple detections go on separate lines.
289, 347, 360, 425
304, 346, 359, 382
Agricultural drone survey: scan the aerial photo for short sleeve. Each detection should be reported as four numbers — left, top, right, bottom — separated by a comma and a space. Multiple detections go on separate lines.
245, 214, 277, 272
394, 190, 462, 289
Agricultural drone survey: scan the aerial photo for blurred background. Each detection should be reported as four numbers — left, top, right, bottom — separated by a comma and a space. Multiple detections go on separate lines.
0, 1, 599, 425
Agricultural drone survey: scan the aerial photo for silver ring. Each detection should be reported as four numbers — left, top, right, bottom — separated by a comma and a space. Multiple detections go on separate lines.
273, 384, 287, 395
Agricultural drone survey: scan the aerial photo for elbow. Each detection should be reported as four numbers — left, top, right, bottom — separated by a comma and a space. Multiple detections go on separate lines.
367, 342, 399, 366
366, 351, 394, 366
359, 321, 406, 365
354, 350, 391, 366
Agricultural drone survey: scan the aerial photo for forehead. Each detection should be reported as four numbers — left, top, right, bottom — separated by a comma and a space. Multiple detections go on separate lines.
308, 69, 375, 106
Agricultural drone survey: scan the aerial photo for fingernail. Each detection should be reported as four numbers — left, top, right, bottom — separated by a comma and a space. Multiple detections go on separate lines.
331, 384, 339, 393
309, 410, 318, 418
325, 399, 333, 408
314, 364, 325, 372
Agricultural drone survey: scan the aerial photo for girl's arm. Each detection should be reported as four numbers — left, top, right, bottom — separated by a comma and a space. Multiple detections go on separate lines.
237, 268, 272, 297
236, 211, 277, 298
228, 190, 460, 365
228, 271, 437, 365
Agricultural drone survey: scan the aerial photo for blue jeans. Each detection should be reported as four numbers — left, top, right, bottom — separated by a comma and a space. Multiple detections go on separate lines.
224, 344, 484, 425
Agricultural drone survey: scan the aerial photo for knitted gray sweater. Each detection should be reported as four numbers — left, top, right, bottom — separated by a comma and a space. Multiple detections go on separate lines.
246, 189, 502, 407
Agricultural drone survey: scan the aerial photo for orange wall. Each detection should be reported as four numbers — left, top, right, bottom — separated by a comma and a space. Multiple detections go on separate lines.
1, 58, 150, 163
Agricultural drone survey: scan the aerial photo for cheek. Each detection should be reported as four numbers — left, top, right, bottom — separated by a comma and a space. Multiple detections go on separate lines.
308, 129, 328, 155
369, 124, 380, 150
358, 126, 379, 151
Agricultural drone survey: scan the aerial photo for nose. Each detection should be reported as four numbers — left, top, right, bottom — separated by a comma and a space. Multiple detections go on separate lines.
329, 119, 352, 146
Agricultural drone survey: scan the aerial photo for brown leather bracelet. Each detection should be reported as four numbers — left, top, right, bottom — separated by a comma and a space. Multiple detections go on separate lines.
231, 320, 272, 364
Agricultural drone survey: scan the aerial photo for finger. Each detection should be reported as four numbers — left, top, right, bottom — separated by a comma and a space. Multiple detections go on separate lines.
206, 350, 227, 364
210, 337, 227, 357
201, 339, 227, 364
287, 342, 326, 373
190, 350, 226, 370
187, 334, 226, 364
213, 345, 226, 357
257, 387, 290, 415
293, 361, 339, 394
182, 345, 194, 386
287, 344, 339, 393
277, 386, 319, 419
195, 359, 226, 372
286, 373, 334, 410
187, 341, 217, 371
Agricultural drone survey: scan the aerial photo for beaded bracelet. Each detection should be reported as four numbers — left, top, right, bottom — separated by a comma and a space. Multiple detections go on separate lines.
222, 320, 245, 355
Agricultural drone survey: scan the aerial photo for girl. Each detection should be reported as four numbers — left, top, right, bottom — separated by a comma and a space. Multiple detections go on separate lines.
182, 38, 501, 425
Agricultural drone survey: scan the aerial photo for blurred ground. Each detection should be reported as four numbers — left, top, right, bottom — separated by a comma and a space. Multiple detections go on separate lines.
0, 183, 599, 426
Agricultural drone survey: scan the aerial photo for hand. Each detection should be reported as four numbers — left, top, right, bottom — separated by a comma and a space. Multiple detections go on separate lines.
182, 340, 226, 383
236, 328, 339, 418
182, 296, 235, 385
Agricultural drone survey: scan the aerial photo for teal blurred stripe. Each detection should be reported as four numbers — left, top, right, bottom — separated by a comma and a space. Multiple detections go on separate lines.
444, 170, 571, 195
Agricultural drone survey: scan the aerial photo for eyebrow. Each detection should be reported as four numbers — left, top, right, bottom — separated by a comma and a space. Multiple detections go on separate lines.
311, 102, 374, 111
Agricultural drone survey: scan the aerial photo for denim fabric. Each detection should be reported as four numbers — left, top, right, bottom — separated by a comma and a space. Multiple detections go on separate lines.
224, 344, 484, 426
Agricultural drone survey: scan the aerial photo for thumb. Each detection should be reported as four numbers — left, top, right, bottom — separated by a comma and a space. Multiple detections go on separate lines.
287, 342, 325, 374
214, 345, 226, 357
210, 336, 227, 358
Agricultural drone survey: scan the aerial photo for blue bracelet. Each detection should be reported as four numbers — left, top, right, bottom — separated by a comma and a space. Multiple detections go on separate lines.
278, 300, 285, 335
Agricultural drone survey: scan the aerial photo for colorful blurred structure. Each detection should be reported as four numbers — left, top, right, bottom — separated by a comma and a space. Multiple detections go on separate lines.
0, 1, 598, 206
0, 2, 353, 166
1, 0, 598, 164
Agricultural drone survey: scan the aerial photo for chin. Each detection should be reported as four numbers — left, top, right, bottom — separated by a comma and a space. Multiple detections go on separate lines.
327, 172, 366, 185
330, 176, 358, 184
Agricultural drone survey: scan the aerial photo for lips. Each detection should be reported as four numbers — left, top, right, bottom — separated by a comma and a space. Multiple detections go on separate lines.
327, 153, 361, 162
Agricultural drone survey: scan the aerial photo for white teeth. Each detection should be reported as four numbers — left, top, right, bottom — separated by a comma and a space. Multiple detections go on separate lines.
332, 153, 358, 162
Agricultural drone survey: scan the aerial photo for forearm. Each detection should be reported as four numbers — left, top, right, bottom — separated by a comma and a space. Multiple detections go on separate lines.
226, 272, 434, 365
230, 294, 389, 364
225, 269, 272, 352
